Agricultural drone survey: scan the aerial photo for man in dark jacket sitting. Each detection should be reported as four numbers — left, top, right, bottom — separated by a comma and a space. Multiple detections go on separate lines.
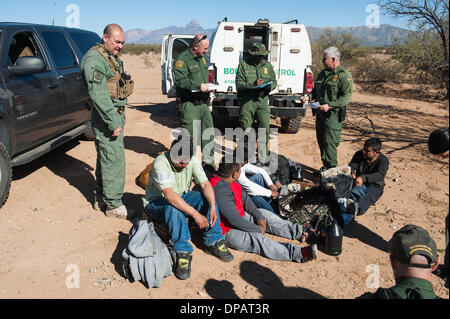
342, 137, 389, 224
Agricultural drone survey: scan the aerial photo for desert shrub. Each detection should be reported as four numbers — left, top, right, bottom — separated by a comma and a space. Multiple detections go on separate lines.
353, 56, 406, 90
310, 30, 366, 75
392, 32, 448, 91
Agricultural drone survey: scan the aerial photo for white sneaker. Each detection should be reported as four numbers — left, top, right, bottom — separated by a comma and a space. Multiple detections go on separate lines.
105, 205, 128, 219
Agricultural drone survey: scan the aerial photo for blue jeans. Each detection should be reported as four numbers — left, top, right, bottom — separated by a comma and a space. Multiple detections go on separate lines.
342, 184, 382, 225
224, 209, 305, 262
248, 173, 276, 214
145, 191, 224, 253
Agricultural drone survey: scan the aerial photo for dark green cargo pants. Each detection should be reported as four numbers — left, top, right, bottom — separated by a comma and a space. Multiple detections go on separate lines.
180, 102, 215, 165
315, 114, 342, 169
92, 113, 125, 210
239, 98, 270, 158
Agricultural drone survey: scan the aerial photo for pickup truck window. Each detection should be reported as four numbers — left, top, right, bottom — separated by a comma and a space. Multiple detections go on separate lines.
8, 32, 43, 66
41, 31, 77, 69
68, 32, 101, 56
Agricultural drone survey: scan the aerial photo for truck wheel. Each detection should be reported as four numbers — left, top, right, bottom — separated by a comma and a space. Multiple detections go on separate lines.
83, 122, 95, 141
0, 142, 12, 209
280, 117, 302, 134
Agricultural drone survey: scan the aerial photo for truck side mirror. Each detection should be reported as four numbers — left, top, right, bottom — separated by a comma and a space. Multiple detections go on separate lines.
7, 56, 46, 76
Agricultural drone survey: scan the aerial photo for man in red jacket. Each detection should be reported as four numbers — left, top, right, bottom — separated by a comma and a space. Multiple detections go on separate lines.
210, 159, 317, 263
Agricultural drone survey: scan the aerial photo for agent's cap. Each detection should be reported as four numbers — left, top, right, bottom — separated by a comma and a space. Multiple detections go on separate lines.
248, 43, 269, 56
388, 224, 438, 268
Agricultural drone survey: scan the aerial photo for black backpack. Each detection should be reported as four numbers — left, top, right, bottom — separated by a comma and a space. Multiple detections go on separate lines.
269, 154, 302, 185
278, 184, 343, 229
322, 174, 354, 199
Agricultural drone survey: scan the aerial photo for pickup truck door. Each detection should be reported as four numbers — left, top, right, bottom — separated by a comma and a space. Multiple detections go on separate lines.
161, 34, 195, 98
1, 28, 65, 154
37, 28, 89, 130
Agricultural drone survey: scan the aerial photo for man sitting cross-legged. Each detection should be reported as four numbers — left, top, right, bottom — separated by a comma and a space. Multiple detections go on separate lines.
143, 136, 234, 280
210, 158, 317, 263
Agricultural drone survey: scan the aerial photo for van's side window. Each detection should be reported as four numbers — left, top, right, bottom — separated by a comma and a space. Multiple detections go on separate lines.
172, 38, 192, 60
8, 32, 43, 66
41, 31, 77, 69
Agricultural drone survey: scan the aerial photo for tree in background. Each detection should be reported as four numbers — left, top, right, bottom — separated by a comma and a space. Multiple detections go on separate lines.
379, 0, 449, 97
310, 29, 365, 75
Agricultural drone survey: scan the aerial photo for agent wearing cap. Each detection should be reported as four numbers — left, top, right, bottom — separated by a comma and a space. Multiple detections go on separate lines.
428, 127, 449, 288
358, 224, 441, 299
236, 43, 277, 160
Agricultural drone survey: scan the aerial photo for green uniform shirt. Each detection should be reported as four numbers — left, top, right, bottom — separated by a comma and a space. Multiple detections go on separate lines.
391, 277, 437, 299
143, 152, 208, 206
309, 65, 353, 129
81, 47, 127, 132
236, 58, 277, 94
173, 49, 209, 100
357, 277, 438, 299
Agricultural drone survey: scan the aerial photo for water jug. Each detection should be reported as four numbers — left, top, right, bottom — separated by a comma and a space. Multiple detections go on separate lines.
325, 219, 343, 256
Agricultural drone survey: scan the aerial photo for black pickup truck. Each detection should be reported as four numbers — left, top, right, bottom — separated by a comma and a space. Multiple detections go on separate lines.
0, 22, 101, 208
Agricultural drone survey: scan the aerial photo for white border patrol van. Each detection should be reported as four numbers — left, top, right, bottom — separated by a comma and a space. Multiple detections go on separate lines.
161, 18, 314, 133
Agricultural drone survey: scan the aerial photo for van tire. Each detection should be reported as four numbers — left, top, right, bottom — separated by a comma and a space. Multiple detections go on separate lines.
0, 142, 12, 209
280, 117, 302, 134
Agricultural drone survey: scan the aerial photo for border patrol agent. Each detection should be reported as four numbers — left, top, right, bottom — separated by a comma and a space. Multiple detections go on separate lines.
427, 127, 449, 288
236, 43, 277, 159
173, 34, 215, 171
357, 224, 441, 299
302, 46, 353, 171
81, 24, 134, 218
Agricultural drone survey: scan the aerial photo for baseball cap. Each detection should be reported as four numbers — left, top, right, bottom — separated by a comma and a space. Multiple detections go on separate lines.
248, 43, 269, 56
388, 224, 438, 268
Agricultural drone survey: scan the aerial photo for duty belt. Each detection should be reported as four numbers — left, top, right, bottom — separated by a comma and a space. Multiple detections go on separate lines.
180, 97, 208, 106
242, 89, 269, 100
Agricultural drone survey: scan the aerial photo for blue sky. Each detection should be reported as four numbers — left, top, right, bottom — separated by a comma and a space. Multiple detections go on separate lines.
1, 0, 413, 35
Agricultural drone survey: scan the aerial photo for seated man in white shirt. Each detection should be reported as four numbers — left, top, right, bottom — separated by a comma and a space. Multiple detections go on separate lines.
235, 145, 279, 214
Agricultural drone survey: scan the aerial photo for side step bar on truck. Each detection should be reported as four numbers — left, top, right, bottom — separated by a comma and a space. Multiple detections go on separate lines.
11, 124, 89, 167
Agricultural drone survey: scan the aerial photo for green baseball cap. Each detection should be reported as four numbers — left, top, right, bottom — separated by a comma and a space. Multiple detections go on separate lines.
388, 224, 438, 268
248, 43, 269, 56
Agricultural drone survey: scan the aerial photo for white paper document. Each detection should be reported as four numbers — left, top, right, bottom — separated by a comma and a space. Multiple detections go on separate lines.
206, 83, 219, 90
191, 83, 219, 92
304, 102, 320, 109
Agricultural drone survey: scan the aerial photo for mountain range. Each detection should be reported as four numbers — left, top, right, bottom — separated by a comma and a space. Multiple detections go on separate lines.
125, 20, 413, 47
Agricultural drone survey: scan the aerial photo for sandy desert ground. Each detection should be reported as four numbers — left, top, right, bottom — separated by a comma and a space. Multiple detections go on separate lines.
0, 53, 448, 300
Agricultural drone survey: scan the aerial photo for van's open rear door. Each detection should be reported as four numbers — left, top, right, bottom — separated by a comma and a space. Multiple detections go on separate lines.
161, 34, 195, 98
